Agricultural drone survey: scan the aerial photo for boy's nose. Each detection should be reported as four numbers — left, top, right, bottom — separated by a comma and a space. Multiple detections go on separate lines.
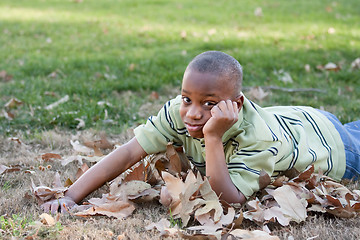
186, 106, 202, 119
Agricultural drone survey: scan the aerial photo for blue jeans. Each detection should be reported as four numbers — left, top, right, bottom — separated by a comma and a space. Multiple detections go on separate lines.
318, 110, 360, 180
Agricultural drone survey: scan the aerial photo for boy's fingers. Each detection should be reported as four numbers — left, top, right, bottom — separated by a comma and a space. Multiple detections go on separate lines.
50, 202, 60, 214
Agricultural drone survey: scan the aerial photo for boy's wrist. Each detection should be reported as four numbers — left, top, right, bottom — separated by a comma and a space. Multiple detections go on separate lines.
204, 134, 223, 144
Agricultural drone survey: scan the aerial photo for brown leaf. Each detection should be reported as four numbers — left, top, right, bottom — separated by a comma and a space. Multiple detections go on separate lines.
145, 218, 179, 237
41, 153, 62, 162
70, 140, 93, 155
293, 165, 314, 182
247, 86, 269, 102
31, 176, 68, 205
259, 170, 271, 189
187, 213, 222, 237
228, 229, 280, 240
166, 143, 183, 176
0, 164, 21, 174
39, 213, 56, 226
2, 109, 15, 120
61, 155, 84, 166
160, 186, 172, 207
270, 185, 307, 223
110, 180, 152, 200
150, 91, 159, 100
4, 98, 22, 109
123, 161, 146, 182
75, 163, 90, 180
243, 199, 265, 223
83, 133, 114, 150
0, 70, 13, 82
351, 58, 360, 70
324, 62, 340, 72
64, 178, 73, 187
263, 206, 290, 226
272, 175, 287, 187
75, 200, 135, 219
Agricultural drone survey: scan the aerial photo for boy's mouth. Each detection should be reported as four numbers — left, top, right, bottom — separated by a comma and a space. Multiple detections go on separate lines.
185, 123, 204, 132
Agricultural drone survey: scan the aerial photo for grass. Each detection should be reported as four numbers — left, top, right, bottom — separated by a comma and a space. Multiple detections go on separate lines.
0, 0, 359, 135
0, 0, 359, 239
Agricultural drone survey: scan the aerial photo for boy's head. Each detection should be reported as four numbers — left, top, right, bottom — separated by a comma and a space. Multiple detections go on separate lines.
180, 51, 244, 138
186, 51, 243, 95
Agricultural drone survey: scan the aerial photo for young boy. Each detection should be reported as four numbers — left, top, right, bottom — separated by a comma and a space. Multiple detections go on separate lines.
42, 51, 360, 213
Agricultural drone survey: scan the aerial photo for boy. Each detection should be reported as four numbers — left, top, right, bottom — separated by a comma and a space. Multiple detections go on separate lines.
42, 51, 360, 213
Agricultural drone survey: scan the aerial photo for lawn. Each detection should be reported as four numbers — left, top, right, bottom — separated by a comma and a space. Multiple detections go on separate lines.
0, 0, 359, 239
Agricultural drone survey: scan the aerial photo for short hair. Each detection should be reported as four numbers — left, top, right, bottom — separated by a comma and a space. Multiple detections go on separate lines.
186, 51, 243, 92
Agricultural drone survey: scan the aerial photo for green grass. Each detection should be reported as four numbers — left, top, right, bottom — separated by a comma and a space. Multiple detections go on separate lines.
0, 0, 359, 135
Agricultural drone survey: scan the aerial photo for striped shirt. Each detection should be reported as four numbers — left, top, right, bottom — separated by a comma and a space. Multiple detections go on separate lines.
134, 95, 346, 198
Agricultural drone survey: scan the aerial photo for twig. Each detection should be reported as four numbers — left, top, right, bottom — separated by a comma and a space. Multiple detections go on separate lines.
243, 86, 326, 93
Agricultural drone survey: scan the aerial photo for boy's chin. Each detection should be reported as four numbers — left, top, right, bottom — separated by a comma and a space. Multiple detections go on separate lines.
188, 131, 204, 139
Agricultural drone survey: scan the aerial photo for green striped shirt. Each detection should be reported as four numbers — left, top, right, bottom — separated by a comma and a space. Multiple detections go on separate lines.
134, 95, 346, 198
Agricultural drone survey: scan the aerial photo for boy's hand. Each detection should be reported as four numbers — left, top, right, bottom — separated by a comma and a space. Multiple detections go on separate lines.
203, 100, 239, 139
41, 196, 77, 214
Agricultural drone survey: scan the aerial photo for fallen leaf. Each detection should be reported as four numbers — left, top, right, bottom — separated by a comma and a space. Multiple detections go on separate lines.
39, 213, 56, 226
254, 7, 263, 17
0, 164, 21, 174
4, 98, 23, 109
351, 58, 360, 70
75, 163, 90, 180
75, 118, 85, 129
273, 69, 293, 84
75, 200, 135, 219
61, 155, 84, 166
41, 153, 62, 162
228, 229, 280, 240
110, 180, 152, 199
259, 170, 271, 189
0, 165, 9, 174
247, 86, 269, 102
2, 109, 15, 120
145, 218, 179, 237
0, 70, 13, 82
83, 133, 114, 150
323, 62, 340, 71
70, 140, 93, 155
270, 185, 307, 223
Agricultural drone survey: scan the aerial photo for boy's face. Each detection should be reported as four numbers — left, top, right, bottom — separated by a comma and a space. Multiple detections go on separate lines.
180, 69, 242, 138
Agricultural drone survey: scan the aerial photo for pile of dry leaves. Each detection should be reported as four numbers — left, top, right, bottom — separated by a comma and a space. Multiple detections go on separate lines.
25, 139, 360, 239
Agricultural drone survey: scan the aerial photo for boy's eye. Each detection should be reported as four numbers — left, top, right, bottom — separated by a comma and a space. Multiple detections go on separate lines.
204, 101, 216, 107
182, 97, 191, 104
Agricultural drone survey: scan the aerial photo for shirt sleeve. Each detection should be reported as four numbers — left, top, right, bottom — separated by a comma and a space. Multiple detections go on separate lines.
134, 97, 185, 154
227, 140, 283, 198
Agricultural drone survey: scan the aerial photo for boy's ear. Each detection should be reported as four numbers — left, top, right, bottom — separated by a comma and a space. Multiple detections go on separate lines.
235, 93, 244, 110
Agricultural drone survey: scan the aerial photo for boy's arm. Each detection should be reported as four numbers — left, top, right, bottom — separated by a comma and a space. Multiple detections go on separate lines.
205, 136, 246, 204
203, 100, 246, 204
42, 137, 147, 213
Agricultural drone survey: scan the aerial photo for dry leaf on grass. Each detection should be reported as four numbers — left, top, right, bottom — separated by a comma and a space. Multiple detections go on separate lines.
75, 200, 135, 219
145, 218, 179, 237
227, 229, 280, 240
270, 185, 307, 223
41, 153, 62, 162
0, 164, 21, 174
39, 213, 56, 226
4, 98, 23, 109
31, 143, 360, 240
31, 173, 68, 205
